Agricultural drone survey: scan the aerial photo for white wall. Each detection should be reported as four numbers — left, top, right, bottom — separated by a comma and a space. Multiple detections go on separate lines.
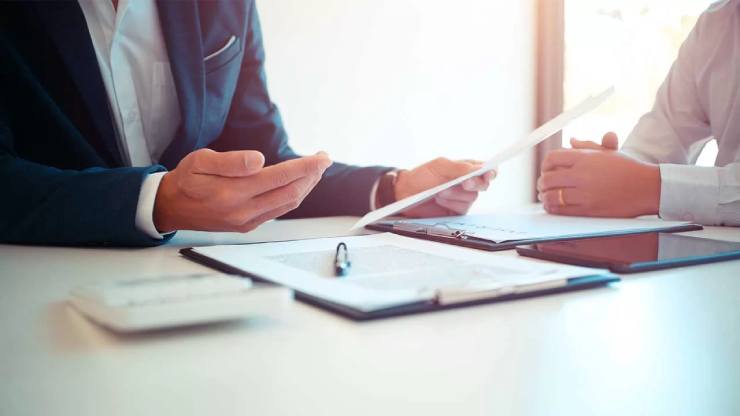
258, 0, 536, 210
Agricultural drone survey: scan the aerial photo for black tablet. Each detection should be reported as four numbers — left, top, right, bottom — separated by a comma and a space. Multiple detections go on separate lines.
516, 232, 740, 273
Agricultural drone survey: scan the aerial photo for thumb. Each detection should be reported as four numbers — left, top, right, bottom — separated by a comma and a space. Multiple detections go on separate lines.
569, 137, 604, 150
601, 131, 619, 150
190, 149, 265, 177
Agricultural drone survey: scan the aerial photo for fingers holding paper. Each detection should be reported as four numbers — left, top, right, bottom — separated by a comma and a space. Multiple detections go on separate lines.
394, 158, 496, 218
350, 87, 614, 230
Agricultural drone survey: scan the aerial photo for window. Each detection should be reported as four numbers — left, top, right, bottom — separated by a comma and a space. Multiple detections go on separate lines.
562, 0, 716, 165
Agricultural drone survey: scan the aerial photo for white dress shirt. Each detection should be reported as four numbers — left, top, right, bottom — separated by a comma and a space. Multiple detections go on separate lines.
622, 0, 740, 226
79, 0, 181, 239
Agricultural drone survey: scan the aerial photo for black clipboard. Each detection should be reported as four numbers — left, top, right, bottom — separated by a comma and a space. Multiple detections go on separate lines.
180, 247, 620, 321
367, 218, 703, 252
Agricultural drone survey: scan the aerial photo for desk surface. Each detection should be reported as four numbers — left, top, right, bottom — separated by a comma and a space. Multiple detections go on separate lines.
1, 215, 739, 416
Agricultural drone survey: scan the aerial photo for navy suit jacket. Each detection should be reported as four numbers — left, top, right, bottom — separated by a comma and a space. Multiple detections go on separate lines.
0, 1, 391, 246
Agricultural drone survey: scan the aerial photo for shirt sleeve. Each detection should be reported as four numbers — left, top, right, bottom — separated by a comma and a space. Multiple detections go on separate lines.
621, 9, 711, 165
659, 163, 740, 226
620, 8, 740, 226
134, 171, 169, 239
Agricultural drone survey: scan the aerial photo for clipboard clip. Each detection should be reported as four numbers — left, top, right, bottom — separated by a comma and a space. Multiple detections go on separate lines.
392, 222, 470, 240
435, 279, 568, 305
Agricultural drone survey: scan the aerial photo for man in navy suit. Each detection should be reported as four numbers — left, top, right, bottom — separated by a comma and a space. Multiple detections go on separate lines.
0, 0, 492, 246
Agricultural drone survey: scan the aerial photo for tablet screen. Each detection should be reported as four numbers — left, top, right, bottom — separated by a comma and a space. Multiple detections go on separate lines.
527, 232, 740, 267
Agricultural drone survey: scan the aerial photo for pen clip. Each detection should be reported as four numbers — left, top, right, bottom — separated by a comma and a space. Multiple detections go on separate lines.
334, 242, 351, 277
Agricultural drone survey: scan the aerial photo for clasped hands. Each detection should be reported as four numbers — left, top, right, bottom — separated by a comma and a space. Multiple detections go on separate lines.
153, 149, 494, 233
537, 132, 661, 217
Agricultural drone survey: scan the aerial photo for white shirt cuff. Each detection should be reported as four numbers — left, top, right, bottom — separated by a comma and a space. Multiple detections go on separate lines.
135, 172, 168, 239
659, 164, 720, 224
369, 176, 382, 211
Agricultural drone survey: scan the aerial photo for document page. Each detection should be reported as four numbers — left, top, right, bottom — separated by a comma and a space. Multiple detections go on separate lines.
191, 233, 605, 312
351, 86, 614, 230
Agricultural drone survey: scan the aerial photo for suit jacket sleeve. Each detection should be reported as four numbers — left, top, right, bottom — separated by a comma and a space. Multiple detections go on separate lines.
0, 107, 170, 246
0, 5, 174, 246
209, 1, 393, 218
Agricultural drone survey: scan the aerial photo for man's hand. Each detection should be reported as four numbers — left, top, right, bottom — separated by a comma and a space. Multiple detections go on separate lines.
395, 158, 495, 217
154, 149, 332, 233
537, 135, 661, 217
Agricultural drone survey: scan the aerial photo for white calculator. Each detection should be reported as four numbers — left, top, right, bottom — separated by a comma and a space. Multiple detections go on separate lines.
68, 273, 291, 332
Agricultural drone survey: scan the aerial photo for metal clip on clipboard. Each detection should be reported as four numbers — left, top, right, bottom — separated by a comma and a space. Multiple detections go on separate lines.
392, 222, 470, 240
434, 279, 568, 305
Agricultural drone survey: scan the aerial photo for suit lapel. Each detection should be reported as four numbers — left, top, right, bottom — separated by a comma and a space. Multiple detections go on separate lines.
31, 2, 121, 166
32, 1, 207, 169
156, 0, 206, 169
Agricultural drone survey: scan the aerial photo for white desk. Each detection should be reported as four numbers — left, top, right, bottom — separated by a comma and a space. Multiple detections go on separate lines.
1, 216, 739, 416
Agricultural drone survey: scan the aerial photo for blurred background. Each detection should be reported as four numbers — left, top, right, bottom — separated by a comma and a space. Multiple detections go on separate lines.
257, 0, 714, 211
259, 0, 535, 211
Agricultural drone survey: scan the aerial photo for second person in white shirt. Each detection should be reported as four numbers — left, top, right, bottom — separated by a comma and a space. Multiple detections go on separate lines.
538, 0, 740, 226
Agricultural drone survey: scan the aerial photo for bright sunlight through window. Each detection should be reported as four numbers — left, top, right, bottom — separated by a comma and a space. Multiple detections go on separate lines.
562, 0, 717, 166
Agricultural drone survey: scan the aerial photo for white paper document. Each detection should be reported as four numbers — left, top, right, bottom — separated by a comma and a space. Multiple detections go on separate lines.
351, 86, 615, 230
190, 233, 606, 313
390, 212, 695, 243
